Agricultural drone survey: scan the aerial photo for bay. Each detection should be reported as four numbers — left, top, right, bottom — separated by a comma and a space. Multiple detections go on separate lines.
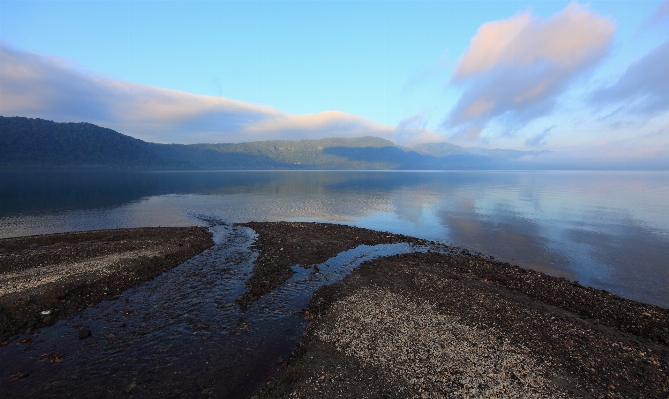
1, 170, 668, 308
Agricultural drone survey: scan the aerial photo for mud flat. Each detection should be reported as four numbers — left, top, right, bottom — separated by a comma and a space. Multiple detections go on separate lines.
0, 227, 213, 340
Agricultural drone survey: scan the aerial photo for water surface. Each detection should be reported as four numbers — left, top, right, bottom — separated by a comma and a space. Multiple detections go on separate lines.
1, 170, 668, 308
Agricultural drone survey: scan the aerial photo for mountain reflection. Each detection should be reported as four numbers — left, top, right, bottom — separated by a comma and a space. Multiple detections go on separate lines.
1, 170, 668, 308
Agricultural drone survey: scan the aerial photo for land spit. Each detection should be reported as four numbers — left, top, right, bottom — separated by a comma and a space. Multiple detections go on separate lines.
0, 222, 667, 398
0, 227, 213, 340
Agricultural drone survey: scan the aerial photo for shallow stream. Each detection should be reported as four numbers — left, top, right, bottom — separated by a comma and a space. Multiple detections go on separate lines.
0, 219, 426, 398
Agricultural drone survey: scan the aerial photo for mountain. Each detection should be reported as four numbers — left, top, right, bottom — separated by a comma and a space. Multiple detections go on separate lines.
145, 137, 399, 170
403, 142, 469, 157
0, 117, 195, 170
0, 116, 549, 170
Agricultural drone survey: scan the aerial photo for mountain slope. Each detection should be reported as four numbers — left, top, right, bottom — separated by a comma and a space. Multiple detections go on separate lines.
1, 116, 550, 170
0, 117, 195, 170
146, 137, 399, 170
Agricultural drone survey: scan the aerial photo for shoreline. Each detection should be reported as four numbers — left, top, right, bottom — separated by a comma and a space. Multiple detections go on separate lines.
242, 223, 669, 398
0, 227, 213, 340
1, 223, 667, 397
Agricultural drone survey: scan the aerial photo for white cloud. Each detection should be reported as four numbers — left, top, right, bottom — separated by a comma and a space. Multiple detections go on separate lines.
444, 2, 614, 140
0, 44, 396, 144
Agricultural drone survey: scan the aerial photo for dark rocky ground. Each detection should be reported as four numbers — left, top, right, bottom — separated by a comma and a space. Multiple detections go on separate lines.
1, 222, 668, 398
0, 227, 213, 341
236, 221, 424, 308
243, 223, 669, 399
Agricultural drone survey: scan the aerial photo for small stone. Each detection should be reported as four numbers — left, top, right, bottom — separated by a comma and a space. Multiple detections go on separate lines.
78, 327, 92, 339
8, 372, 29, 381
42, 316, 55, 325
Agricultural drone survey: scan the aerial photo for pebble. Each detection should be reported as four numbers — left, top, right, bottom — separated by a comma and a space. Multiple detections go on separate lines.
316, 287, 571, 398
78, 327, 92, 339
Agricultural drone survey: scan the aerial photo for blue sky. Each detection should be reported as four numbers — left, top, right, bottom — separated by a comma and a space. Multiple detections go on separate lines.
1, 1, 668, 159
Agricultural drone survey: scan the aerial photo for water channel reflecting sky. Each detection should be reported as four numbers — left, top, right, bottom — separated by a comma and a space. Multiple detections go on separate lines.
1, 170, 668, 308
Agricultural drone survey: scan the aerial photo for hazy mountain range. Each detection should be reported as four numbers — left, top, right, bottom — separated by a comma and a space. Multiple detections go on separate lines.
0, 116, 552, 170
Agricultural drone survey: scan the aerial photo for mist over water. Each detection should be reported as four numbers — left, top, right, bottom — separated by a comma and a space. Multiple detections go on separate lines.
1, 170, 668, 308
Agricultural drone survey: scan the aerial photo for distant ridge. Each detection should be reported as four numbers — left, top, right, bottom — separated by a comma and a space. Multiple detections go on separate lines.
0, 116, 548, 170
0, 117, 195, 170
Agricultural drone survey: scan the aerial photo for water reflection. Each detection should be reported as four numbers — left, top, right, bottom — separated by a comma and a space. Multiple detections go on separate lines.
1, 170, 668, 308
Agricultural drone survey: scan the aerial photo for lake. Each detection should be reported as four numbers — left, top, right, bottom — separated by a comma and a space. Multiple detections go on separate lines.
1, 170, 668, 308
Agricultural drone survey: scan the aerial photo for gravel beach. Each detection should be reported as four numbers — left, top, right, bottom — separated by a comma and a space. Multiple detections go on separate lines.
245, 223, 669, 399
1, 222, 667, 398
0, 227, 213, 340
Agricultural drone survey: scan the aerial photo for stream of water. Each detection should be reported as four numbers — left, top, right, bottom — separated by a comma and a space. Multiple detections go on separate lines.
0, 218, 428, 398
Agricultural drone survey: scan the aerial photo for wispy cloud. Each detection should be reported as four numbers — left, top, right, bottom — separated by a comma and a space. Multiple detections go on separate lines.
0, 44, 396, 144
393, 111, 444, 144
525, 125, 554, 147
645, 0, 669, 28
443, 2, 614, 140
590, 40, 669, 118
403, 51, 449, 92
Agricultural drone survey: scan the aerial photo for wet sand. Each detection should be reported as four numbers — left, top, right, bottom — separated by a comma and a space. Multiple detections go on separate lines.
1, 222, 668, 398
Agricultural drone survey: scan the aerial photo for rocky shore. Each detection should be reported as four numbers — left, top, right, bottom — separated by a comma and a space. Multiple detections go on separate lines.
1, 222, 667, 398
243, 223, 669, 399
0, 227, 213, 340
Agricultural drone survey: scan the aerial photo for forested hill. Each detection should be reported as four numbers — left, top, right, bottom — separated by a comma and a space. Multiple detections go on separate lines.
145, 136, 498, 170
0, 116, 548, 170
0, 117, 195, 170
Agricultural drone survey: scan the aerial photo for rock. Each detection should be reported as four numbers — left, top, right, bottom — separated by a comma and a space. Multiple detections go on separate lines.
78, 327, 92, 339
8, 372, 29, 381
42, 316, 55, 325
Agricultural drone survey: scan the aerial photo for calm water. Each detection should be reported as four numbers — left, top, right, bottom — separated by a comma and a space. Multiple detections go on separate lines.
1, 170, 668, 308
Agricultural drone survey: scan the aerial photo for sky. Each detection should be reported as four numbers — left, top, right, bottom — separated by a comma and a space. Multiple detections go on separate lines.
1, 0, 668, 160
